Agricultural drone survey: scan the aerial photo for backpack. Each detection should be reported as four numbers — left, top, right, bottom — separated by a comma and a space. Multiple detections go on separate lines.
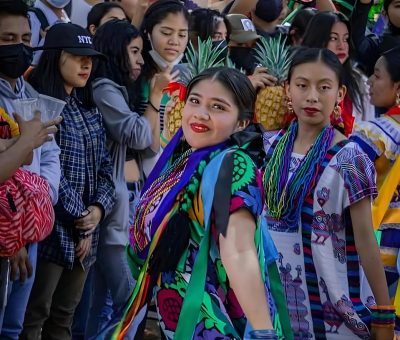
28, 7, 50, 32
0, 112, 55, 257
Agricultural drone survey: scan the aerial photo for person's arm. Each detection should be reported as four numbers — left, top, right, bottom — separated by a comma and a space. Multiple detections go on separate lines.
39, 139, 61, 205
350, 198, 394, 339
219, 208, 273, 330
0, 137, 32, 183
0, 113, 60, 184
315, 0, 337, 12
90, 135, 115, 220
131, 0, 150, 29
351, 0, 379, 75
93, 82, 153, 150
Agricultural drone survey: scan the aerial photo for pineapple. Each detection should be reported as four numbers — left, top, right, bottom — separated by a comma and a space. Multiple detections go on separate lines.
163, 38, 227, 141
253, 35, 293, 131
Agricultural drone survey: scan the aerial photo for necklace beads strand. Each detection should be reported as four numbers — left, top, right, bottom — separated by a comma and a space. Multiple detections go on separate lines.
264, 121, 334, 225
133, 149, 192, 246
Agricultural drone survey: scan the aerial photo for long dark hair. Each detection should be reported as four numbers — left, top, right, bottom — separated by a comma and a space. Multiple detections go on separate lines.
92, 19, 141, 107
288, 47, 345, 87
288, 8, 318, 45
384, 0, 400, 32
0, 0, 28, 17
302, 11, 364, 113
186, 66, 256, 122
140, 0, 189, 79
29, 49, 95, 108
86, 2, 127, 31
382, 46, 400, 82
189, 8, 231, 42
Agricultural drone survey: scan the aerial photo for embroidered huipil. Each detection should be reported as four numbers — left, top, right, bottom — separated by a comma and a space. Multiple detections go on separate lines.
38, 95, 115, 270
263, 131, 378, 340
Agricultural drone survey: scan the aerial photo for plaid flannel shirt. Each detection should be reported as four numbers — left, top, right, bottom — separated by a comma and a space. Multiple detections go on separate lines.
38, 95, 115, 270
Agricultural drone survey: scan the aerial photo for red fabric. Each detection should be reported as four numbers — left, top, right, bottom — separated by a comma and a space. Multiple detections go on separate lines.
386, 105, 400, 116
163, 82, 187, 101
339, 95, 355, 137
0, 116, 54, 257
0, 169, 55, 257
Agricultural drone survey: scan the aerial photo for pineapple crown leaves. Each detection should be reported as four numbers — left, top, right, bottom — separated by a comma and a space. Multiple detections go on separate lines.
182, 37, 227, 85
254, 34, 293, 84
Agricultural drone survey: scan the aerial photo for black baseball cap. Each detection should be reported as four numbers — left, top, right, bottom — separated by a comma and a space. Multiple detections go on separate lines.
255, 0, 283, 23
37, 23, 105, 58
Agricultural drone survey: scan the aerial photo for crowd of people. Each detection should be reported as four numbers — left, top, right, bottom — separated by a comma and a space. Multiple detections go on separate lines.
0, 0, 399, 339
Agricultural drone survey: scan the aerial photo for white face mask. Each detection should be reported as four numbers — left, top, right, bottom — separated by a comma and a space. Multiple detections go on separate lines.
148, 34, 184, 70
46, 0, 71, 9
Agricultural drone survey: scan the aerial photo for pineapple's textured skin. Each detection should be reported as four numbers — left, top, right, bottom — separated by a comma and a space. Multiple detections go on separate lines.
254, 35, 292, 130
255, 85, 288, 131
166, 99, 185, 140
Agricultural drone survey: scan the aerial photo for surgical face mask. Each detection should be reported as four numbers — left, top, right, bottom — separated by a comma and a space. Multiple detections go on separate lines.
46, 0, 71, 9
0, 44, 33, 79
212, 40, 228, 61
148, 34, 184, 70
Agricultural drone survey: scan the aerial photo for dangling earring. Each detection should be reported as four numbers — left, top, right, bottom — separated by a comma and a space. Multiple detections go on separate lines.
333, 102, 342, 121
396, 93, 400, 106
287, 98, 294, 114
331, 102, 344, 129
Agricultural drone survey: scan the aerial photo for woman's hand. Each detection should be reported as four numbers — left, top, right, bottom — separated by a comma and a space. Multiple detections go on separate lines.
75, 205, 103, 232
248, 67, 277, 90
75, 235, 93, 263
14, 112, 62, 149
150, 65, 180, 105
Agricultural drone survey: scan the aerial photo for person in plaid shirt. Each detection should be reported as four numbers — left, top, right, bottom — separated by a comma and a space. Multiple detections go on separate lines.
21, 23, 115, 340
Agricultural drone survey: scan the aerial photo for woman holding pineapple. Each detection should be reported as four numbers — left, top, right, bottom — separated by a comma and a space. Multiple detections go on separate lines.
263, 47, 393, 339
112, 67, 290, 340
139, 0, 190, 153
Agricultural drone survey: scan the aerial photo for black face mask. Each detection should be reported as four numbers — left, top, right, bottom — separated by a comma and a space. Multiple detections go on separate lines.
212, 40, 229, 61
0, 44, 33, 79
228, 47, 257, 75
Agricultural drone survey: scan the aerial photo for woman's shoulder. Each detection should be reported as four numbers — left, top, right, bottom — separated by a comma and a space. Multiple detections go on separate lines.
92, 77, 127, 94
352, 115, 400, 160
330, 140, 376, 177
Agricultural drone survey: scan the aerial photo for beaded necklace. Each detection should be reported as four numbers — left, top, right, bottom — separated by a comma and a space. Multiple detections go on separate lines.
264, 121, 334, 225
133, 148, 192, 248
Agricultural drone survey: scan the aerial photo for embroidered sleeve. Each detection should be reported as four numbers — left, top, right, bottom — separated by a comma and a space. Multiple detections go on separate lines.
229, 150, 264, 219
351, 120, 383, 162
333, 143, 378, 205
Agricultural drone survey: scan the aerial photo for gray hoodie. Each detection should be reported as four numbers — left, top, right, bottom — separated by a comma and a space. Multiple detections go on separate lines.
92, 78, 153, 246
0, 77, 60, 204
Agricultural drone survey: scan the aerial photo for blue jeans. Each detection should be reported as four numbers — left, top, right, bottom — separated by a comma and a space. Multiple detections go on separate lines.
85, 244, 135, 338
0, 243, 37, 340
